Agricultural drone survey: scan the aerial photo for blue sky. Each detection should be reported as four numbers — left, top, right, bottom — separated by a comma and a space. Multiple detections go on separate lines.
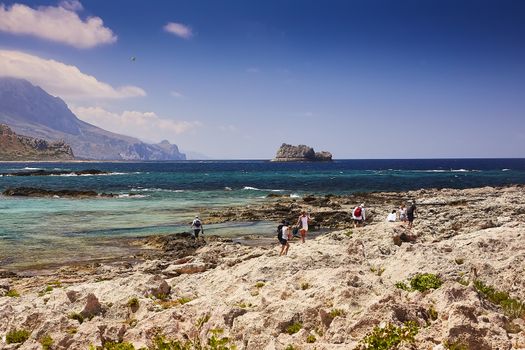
1, 0, 524, 158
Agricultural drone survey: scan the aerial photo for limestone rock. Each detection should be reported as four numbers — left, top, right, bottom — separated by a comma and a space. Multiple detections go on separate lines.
272, 143, 332, 161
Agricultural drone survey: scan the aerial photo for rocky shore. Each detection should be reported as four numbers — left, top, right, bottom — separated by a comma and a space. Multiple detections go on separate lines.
1, 185, 524, 349
2, 187, 137, 199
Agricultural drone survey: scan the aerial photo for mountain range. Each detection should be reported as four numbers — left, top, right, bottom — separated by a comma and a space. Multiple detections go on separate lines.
0, 77, 186, 160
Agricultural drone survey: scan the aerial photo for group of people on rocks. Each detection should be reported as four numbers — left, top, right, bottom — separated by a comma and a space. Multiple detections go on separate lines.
189, 200, 417, 255
277, 211, 311, 255
385, 201, 417, 228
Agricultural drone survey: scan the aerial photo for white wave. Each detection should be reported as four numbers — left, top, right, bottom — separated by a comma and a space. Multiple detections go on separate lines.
290, 193, 301, 198
130, 188, 184, 193
451, 169, 469, 172
23, 167, 42, 170
117, 194, 147, 198
502, 168, 510, 171
243, 186, 284, 192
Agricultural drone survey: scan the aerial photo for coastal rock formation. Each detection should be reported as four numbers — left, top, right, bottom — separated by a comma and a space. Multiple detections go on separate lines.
0, 186, 524, 349
0, 77, 186, 160
2, 187, 134, 198
273, 143, 333, 161
0, 124, 74, 161
0, 169, 109, 177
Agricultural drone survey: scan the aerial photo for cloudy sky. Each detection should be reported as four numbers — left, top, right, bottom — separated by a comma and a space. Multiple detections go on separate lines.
1, 0, 524, 159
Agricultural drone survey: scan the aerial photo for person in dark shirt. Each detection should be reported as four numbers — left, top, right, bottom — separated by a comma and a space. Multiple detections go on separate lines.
406, 201, 417, 229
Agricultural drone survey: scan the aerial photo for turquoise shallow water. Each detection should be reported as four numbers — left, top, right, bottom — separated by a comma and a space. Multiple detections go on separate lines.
1, 159, 524, 269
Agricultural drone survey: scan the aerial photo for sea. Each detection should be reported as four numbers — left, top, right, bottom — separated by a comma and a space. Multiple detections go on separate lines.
1, 159, 524, 270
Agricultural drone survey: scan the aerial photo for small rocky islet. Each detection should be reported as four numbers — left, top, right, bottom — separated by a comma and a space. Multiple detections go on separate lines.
0, 185, 524, 349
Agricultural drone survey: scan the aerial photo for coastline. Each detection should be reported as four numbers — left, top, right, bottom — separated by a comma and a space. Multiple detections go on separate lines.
1, 185, 524, 349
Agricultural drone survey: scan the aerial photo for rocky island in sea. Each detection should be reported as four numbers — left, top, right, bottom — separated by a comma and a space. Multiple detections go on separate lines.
272, 143, 333, 161
1, 185, 524, 349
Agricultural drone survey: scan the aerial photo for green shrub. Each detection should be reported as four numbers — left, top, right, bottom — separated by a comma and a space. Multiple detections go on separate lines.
427, 305, 438, 321
196, 314, 211, 329
6, 329, 30, 344
177, 297, 193, 305
394, 282, 410, 291
103, 342, 136, 350
410, 273, 443, 292
301, 282, 310, 290
329, 309, 345, 318
284, 345, 297, 350
255, 282, 265, 288
344, 230, 353, 237
354, 321, 418, 350
286, 322, 303, 335
127, 297, 140, 309
455, 258, 464, 265
474, 280, 525, 319
40, 334, 54, 350
6, 289, 20, 297
68, 312, 84, 324
444, 340, 469, 350
306, 334, 316, 343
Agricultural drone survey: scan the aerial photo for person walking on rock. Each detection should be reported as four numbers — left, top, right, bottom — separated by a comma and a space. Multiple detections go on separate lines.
352, 204, 366, 227
407, 201, 417, 229
191, 215, 204, 239
277, 220, 290, 256
296, 211, 311, 243
399, 204, 407, 222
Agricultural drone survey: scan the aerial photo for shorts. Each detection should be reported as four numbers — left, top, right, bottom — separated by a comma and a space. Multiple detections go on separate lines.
407, 214, 414, 222
194, 229, 201, 238
279, 238, 288, 245
353, 219, 363, 223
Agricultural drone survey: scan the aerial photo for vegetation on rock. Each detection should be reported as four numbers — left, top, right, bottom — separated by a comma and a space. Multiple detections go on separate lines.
6, 329, 31, 344
354, 321, 419, 350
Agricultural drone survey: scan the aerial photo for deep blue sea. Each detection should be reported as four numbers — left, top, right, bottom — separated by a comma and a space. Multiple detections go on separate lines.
1, 159, 524, 269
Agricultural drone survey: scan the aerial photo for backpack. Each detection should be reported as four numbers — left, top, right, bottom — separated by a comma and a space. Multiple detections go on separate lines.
354, 207, 362, 217
194, 219, 201, 228
277, 224, 284, 239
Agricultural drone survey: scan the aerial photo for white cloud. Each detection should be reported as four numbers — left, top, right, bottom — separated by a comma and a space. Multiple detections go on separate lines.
72, 106, 201, 142
0, 2, 116, 48
0, 50, 146, 100
170, 90, 185, 98
59, 0, 83, 12
164, 22, 193, 39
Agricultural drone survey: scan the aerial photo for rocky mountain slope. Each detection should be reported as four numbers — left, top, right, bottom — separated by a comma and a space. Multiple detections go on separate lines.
0, 77, 185, 160
0, 124, 74, 161
273, 143, 332, 161
0, 186, 524, 349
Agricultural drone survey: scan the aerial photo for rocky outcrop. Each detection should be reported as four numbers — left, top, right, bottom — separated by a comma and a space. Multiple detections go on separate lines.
0, 124, 74, 161
0, 186, 524, 349
2, 187, 134, 198
272, 143, 332, 161
0, 78, 186, 160
0, 169, 108, 177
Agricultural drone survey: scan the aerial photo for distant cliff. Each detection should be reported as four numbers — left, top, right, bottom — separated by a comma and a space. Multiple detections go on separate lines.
272, 143, 332, 161
0, 124, 74, 161
0, 77, 186, 160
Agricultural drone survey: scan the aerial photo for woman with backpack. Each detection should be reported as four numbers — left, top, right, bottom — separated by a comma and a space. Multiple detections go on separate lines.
352, 204, 366, 227
277, 220, 290, 256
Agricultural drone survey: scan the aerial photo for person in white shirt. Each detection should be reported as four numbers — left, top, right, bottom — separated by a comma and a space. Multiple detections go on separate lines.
352, 204, 366, 227
191, 216, 204, 239
386, 210, 397, 222
296, 211, 311, 243
279, 221, 290, 256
